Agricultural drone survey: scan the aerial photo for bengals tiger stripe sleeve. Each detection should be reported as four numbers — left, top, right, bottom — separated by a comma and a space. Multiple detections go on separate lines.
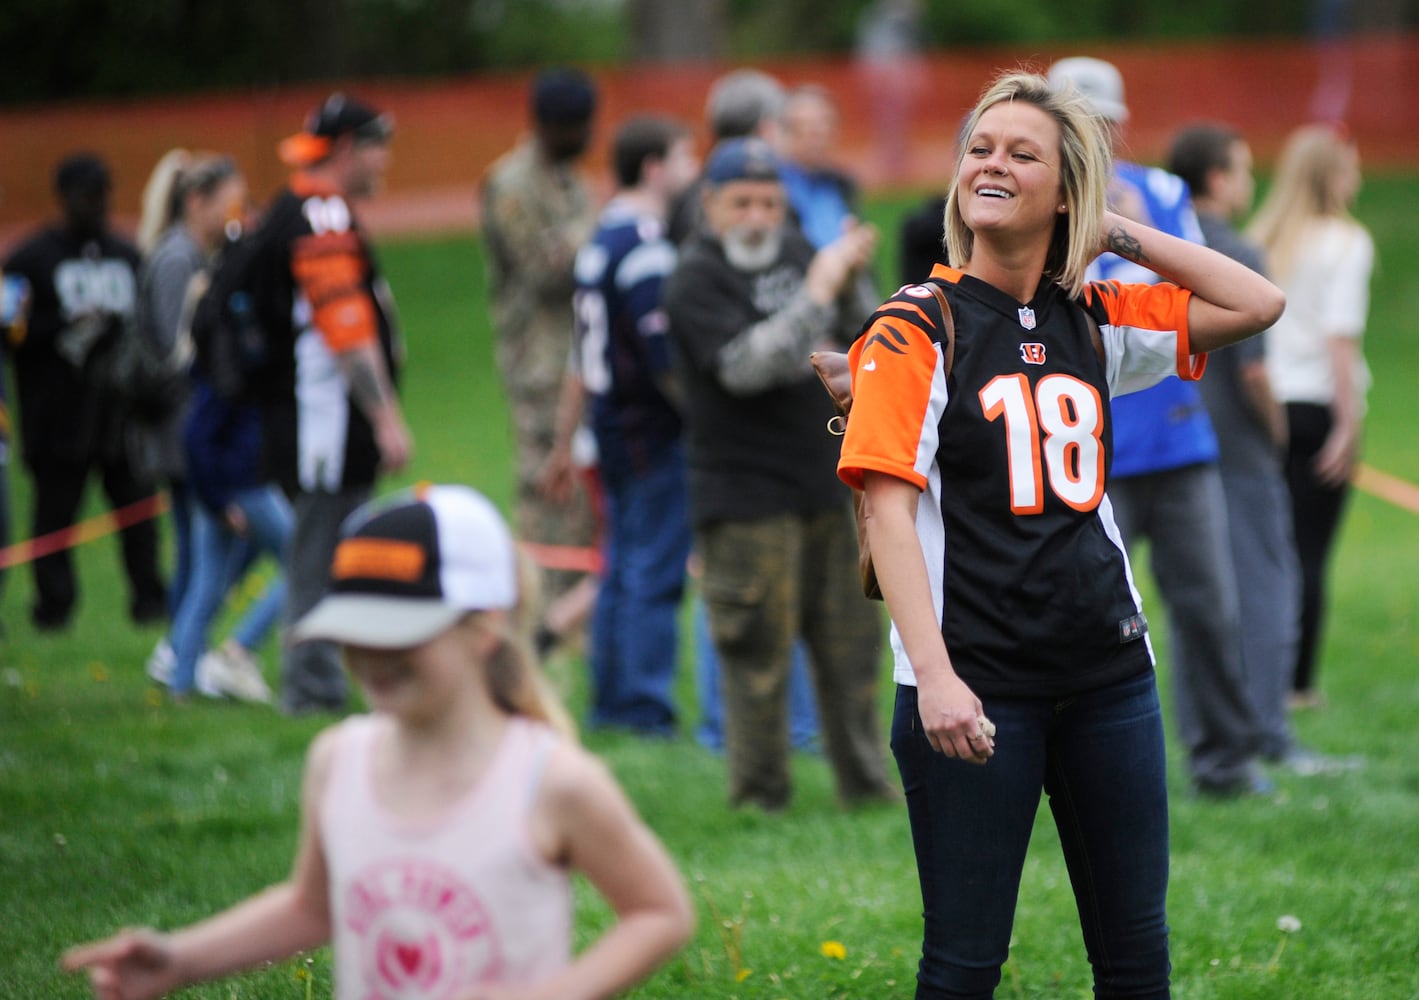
838, 287, 952, 493
1083, 279, 1203, 389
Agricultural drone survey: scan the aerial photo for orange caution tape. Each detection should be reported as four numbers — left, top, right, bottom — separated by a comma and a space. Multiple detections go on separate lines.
1354, 463, 1419, 516
0, 491, 605, 574
0, 493, 170, 570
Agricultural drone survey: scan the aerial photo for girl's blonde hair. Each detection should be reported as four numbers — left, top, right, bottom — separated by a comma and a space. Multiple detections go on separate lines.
137, 149, 191, 255
136, 149, 240, 255
474, 551, 577, 740
944, 71, 1112, 297
1246, 124, 1359, 281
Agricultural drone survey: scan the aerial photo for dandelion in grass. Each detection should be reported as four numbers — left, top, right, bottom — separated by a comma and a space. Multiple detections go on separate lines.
89, 662, 109, 683
295, 956, 315, 1000
1267, 914, 1302, 972
820, 940, 847, 960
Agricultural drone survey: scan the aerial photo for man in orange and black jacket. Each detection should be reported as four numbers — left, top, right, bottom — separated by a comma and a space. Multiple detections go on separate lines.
257, 93, 413, 715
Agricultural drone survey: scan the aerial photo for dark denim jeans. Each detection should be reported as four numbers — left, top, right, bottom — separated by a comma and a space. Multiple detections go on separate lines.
891, 671, 1171, 999
588, 443, 691, 733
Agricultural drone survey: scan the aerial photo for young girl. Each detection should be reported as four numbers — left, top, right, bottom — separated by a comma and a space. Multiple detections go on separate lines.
838, 72, 1283, 996
65, 484, 695, 999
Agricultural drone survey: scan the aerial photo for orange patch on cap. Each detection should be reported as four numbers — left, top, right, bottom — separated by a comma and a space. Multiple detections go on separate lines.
279, 132, 334, 167
333, 538, 425, 582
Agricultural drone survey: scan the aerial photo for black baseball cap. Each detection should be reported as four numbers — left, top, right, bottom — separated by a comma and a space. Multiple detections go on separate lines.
292, 485, 518, 649
280, 92, 393, 167
532, 68, 597, 126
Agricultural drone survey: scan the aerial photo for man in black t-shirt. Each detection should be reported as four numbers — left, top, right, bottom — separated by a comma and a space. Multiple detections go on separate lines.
3, 154, 166, 631
664, 138, 894, 812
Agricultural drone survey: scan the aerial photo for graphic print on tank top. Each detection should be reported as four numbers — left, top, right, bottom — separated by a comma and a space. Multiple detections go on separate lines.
345, 856, 502, 997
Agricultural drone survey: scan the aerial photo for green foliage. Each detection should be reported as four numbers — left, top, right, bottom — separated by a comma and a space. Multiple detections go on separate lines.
3, 178, 1418, 998
916, 0, 1311, 47
0, 0, 1344, 105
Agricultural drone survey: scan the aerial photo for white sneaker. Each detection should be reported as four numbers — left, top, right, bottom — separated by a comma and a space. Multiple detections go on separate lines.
198, 642, 273, 704
194, 653, 225, 698
146, 639, 175, 688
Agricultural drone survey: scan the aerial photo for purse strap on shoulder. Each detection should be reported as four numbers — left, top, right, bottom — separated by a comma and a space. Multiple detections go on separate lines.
927, 280, 955, 380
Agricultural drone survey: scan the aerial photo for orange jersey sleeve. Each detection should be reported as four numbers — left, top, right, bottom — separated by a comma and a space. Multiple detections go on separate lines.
1084, 279, 1204, 380
837, 289, 951, 493
291, 230, 378, 354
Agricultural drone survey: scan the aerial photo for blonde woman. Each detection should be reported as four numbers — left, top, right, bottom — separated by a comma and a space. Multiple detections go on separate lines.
838, 71, 1283, 997
135, 150, 283, 703
1247, 123, 1373, 710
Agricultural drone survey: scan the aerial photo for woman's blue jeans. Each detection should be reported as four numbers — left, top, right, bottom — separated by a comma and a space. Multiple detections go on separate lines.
891, 670, 1171, 999
170, 485, 292, 695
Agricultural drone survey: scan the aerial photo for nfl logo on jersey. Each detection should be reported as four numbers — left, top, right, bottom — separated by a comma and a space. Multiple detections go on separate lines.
1017, 306, 1037, 330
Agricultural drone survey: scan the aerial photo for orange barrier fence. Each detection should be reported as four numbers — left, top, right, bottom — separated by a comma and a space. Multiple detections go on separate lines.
2, 34, 1418, 247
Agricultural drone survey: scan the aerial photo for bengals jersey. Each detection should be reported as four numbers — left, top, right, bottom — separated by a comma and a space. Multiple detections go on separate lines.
838, 264, 1200, 698
255, 176, 403, 494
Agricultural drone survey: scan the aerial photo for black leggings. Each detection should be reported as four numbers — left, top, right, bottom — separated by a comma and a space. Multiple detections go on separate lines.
1283, 402, 1353, 694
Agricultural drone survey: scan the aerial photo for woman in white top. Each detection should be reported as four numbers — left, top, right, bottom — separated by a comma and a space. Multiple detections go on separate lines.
1248, 123, 1374, 709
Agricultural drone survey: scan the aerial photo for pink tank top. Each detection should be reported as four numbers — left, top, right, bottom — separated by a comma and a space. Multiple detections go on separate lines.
321, 715, 573, 999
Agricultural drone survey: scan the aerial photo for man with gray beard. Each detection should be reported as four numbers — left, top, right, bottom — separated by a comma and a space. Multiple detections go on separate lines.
664, 137, 895, 812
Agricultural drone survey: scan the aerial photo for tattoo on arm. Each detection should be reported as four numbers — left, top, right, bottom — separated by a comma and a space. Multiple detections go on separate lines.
345, 351, 391, 414
1105, 223, 1149, 263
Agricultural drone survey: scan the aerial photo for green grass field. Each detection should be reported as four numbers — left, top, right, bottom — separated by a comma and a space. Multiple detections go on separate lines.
2, 177, 1417, 999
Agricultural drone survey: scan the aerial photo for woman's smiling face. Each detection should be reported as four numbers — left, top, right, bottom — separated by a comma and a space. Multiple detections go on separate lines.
957, 99, 1066, 240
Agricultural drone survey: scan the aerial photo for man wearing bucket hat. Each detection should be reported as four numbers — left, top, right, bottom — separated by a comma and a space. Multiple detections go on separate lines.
258, 92, 413, 715
1049, 57, 1268, 798
663, 137, 896, 812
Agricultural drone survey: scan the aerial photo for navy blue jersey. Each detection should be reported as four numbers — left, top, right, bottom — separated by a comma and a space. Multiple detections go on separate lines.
572, 199, 681, 478
1096, 160, 1218, 476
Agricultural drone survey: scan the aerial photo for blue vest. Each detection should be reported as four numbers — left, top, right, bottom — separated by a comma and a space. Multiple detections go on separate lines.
1094, 161, 1218, 477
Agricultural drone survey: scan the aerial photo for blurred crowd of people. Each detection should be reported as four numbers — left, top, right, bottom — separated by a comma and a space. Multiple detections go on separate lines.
0, 60, 1372, 792
0, 48, 1384, 1000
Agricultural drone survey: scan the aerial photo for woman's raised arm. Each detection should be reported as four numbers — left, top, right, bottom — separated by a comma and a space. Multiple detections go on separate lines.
1099, 210, 1285, 353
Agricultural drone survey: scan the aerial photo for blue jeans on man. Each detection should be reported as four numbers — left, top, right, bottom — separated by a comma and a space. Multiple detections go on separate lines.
588, 443, 691, 735
891, 671, 1171, 999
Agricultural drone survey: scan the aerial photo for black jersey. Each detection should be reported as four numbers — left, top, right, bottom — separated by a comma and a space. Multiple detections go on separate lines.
2, 225, 140, 465
839, 264, 1199, 698
255, 177, 402, 494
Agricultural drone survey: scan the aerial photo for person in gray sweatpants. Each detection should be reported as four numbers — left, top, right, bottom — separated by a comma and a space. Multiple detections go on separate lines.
1049, 56, 1267, 796
1168, 122, 1308, 766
